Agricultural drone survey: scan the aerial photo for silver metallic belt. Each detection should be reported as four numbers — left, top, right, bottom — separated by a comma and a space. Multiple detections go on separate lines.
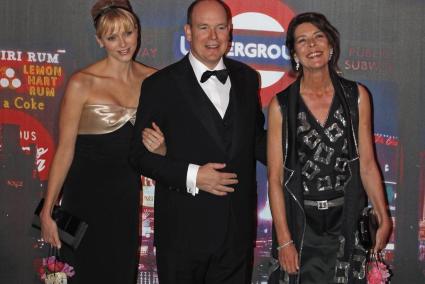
303, 196, 344, 210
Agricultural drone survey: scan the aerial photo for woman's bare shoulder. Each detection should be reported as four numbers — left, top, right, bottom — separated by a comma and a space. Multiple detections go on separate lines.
357, 83, 371, 107
67, 70, 95, 92
269, 96, 281, 113
68, 60, 109, 89
133, 61, 158, 79
64, 63, 106, 103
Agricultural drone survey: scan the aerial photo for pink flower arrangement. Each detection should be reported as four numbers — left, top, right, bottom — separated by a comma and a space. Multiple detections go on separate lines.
38, 256, 75, 280
367, 259, 390, 284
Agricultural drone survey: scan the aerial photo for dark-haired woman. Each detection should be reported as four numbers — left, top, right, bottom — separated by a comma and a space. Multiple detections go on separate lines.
39, 1, 163, 283
267, 12, 391, 283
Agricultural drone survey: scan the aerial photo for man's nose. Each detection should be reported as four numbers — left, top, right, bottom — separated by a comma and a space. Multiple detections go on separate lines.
209, 28, 218, 39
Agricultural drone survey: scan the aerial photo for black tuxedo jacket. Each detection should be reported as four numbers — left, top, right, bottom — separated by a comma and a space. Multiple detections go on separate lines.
130, 55, 266, 253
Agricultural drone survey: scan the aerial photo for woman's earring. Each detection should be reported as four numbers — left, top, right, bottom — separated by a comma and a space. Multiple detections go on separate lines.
329, 48, 334, 61
295, 58, 300, 71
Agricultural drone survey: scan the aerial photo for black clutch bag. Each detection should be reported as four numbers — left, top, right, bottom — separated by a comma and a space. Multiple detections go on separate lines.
32, 199, 88, 250
358, 206, 378, 250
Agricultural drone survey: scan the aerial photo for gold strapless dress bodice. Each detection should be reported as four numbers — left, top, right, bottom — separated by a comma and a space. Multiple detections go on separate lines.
78, 104, 137, 135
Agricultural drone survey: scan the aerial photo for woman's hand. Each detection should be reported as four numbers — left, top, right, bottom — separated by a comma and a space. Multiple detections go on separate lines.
142, 122, 166, 156
356, 85, 392, 254
278, 243, 299, 275
40, 211, 61, 248
374, 215, 392, 253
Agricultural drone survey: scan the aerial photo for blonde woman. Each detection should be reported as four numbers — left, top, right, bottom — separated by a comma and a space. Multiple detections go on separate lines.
40, 1, 163, 282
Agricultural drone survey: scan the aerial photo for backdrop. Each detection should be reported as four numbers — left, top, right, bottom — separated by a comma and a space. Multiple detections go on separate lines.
1, 0, 424, 283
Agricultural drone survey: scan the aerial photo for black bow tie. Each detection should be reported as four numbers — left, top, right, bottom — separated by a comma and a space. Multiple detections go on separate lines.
200, 69, 229, 84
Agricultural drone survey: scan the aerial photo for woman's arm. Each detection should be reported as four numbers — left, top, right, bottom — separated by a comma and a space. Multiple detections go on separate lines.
357, 84, 392, 252
40, 73, 88, 248
267, 96, 299, 274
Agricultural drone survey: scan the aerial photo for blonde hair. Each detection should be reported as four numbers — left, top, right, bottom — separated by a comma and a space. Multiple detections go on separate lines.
95, 8, 138, 37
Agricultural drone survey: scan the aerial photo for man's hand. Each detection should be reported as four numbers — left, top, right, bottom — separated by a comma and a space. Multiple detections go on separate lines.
196, 163, 238, 196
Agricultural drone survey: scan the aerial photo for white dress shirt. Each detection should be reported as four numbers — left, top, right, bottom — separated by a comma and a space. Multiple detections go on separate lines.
186, 52, 231, 196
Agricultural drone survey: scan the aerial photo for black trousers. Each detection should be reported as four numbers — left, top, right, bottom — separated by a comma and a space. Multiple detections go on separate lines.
156, 208, 254, 284
156, 243, 253, 284
156, 200, 255, 284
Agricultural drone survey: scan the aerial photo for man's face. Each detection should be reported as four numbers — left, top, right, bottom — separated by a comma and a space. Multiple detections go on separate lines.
184, 1, 231, 69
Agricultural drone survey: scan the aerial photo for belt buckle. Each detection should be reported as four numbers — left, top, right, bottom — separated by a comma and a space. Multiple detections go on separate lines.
317, 200, 328, 210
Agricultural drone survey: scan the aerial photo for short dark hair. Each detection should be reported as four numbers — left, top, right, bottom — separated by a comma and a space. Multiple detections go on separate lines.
286, 12, 340, 74
186, 0, 231, 25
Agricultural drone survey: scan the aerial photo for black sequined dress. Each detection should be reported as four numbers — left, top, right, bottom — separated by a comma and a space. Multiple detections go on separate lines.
296, 94, 350, 284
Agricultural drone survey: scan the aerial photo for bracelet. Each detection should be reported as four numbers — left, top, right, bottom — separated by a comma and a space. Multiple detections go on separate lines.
277, 240, 294, 251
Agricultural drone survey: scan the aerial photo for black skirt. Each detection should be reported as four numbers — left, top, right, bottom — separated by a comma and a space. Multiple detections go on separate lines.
300, 204, 343, 284
60, 123, 140, 283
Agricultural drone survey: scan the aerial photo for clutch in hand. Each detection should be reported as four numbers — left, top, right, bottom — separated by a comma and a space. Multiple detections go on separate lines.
358, 206, 378, 250
32, 199, 88, 250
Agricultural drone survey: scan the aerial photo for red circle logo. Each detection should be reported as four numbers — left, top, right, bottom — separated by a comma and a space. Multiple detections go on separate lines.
0, 109, 55, 181
226, 0, 297, 106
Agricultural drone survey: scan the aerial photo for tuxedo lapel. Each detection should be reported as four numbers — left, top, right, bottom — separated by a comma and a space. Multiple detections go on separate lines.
172, 56, 226, 153
226, 59, 244, 159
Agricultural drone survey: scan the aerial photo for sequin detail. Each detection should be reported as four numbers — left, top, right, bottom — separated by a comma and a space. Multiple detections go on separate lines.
314, 142, 335, 165
297, 93, 350, 198
334, 157, 348, 172
317, 175, 332, 191
334, 106, 347, 127
297, 112, 311, 134
334, 261, 350, 284
325, 123, 344, 143
342, 139, 348, 154
302, 160, 321, 180
335, 175, 349, 191
303, 129, 321, 149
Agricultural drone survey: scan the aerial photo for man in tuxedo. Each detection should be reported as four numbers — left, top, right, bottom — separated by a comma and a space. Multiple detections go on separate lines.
130, 0, 266, 283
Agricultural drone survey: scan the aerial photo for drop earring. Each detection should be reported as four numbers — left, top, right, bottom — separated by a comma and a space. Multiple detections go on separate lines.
329, 48, 334, 61
295, 58, 300, 71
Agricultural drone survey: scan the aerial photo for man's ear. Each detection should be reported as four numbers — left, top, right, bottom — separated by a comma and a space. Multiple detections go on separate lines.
184, 24, 192, 42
